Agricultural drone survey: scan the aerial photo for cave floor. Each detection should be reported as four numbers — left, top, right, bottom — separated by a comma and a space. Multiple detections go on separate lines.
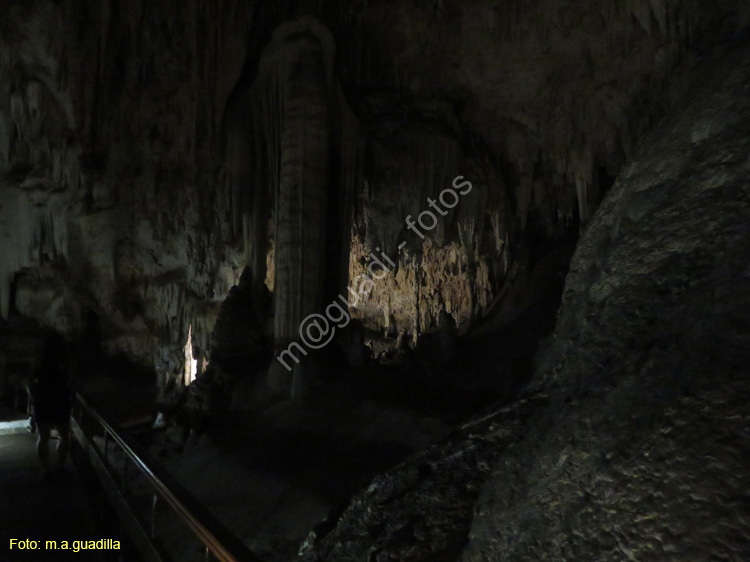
141, 373, 454, 561
138, 305, 565, 561
125, 244, 575, 561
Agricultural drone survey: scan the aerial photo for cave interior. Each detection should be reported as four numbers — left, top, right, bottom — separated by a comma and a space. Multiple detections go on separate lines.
1, 1, 749, 561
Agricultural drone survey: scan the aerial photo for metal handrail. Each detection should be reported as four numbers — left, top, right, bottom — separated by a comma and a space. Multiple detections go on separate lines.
72, 392, 261, 562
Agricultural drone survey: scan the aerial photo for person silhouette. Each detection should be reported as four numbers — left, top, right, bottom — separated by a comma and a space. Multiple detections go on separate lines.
28, 333, 72, 480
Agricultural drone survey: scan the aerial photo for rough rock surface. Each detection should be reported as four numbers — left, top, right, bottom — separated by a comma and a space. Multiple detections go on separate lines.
299, 395, 544, 562
461, 46, 750, 562
306, 46, 750, 562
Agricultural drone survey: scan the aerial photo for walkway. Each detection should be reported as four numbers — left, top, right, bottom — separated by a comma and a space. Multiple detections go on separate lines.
0, 429, 104, 562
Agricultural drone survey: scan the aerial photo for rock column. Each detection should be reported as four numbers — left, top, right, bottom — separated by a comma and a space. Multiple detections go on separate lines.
255, 18, 334, 399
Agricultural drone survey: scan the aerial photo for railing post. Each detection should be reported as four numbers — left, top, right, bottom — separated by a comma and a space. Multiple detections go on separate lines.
71, 392, 249, 562
151, 493, 158, 539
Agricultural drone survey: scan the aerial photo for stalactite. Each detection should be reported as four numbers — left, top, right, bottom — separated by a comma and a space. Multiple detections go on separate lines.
331, 82, 361, 292
649, 0, 668, 34
348, 144, 508, 336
